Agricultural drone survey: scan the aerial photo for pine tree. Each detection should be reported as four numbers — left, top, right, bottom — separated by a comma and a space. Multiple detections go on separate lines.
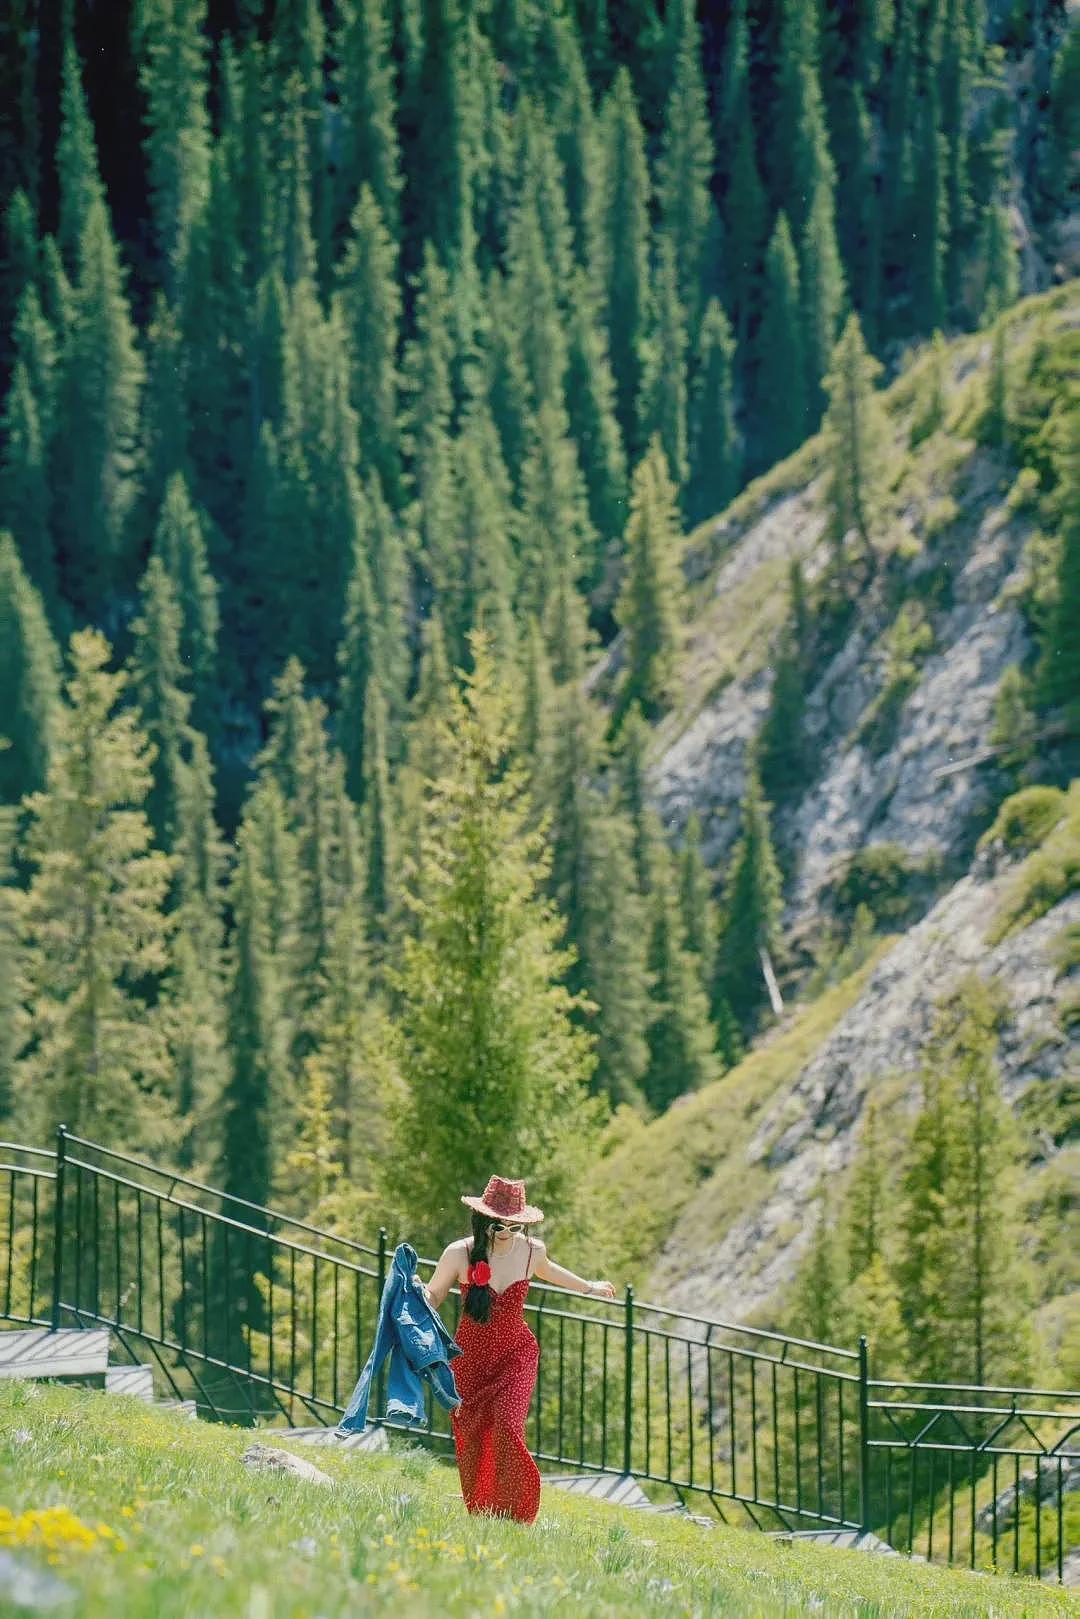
150, 472, 219, 739
0, 808, 24, 1123
642, 844, 719, 1112
333, 0, 402, 241
822, 312, 890, 559
898, 976, 1033, 1385
657, 0, 714, 335
639, 236, 689, 492
132, 0, 212, 296
362, 674, 396, 948
56, 39, 106, 274
517, 615, 557, 794
911, 27, 948, 334
449, 406, 519, 670
14, 629, 176, 1147
1038, 408, 1080, 725
129, 555, 191, 848
800, 174, 847, 425
793, 1184, 848, 1344
564, 275, 629, 556
688, 298, 740, 525
164, 727, 229, 1170
537, 679, 653, 1109
0, 361, 54, 607
53, 197, 145, 615
714, 760, 783, 1031
335, 187, 403, 505
756, 214, 807, 467
759, 585, 809, 811
384, 631, 602, 1249
726, 134, 766, 339
519, 399, 596, 618
677, 810, 717, 995
614, 440, 687, 721
0, 533, 61, 803
221, 779, 292, 1209
614, 702, 663, 898
979, 202, 1019, 325
407, 0, 476, 274
0, 190, 38, 369
596, 68, 652, 455
774, 0, 831, 242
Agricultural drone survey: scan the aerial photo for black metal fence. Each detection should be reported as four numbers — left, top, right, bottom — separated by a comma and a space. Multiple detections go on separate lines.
1, 1130, 1076, 1582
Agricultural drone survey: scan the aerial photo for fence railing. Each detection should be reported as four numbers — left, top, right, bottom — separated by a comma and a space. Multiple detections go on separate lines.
1, 1130, 1076, 1582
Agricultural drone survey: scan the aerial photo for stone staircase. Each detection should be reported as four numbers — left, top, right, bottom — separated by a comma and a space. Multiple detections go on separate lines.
0, 1327, 196, 1417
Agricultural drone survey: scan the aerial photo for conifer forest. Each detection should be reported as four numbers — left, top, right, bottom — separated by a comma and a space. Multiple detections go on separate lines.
1, 0, 1078, 1401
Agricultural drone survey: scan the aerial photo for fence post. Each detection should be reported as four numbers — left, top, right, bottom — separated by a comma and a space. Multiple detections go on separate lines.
375, 1227, 388, 1421
623, 1285, 634, 1476
858, 1334, 871, 1534
51, 1126, 67, 1330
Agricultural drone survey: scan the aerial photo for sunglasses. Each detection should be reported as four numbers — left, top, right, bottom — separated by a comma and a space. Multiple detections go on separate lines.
490, 1220, 524, 1234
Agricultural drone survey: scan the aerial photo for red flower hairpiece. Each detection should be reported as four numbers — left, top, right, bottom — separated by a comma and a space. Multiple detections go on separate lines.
468, 1260, 491, 1288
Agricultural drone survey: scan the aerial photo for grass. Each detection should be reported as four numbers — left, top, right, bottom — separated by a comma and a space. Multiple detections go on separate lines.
1, 1383, 1074, 1619
591, 952, 888, 1284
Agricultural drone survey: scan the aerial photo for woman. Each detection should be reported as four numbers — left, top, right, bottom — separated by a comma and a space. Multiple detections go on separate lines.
423, 1174, 616, 1525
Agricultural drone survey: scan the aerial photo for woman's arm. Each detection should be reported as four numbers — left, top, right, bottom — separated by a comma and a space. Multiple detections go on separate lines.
421, 1240, 467, 1310
532, 1240, 616, 1299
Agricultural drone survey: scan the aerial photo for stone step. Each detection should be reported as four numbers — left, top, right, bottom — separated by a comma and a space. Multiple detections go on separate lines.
277, 1423, 390, 1453
157, 1398, 198, 1419
104, 1363, 154, 1402
0, 1327, 110, 1381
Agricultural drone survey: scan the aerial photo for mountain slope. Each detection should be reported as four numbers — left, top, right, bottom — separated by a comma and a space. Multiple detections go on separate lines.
594, 281, 1079, 1360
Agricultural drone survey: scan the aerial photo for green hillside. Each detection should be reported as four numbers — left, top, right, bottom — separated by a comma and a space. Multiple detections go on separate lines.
1, 1383, 1073, 1619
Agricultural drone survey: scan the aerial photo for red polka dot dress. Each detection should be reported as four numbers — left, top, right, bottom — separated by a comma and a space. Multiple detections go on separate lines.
451, 1239, 542, 1524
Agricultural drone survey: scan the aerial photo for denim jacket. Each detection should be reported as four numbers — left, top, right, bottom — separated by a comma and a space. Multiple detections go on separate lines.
337, 1242, 462, 1433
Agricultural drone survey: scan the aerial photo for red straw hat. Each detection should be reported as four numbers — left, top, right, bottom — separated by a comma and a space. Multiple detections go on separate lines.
461, 1175, 544, 1224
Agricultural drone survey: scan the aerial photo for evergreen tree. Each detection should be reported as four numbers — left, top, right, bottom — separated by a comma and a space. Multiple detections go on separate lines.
517, 614, 557, 794
56, 39, 106, 274
384, 631, 602, 1249
614, 702, 663, 899
0, 361, 54, 607
0, 533, 62, 803
596, 68, 652, 455
407, 0, 476, 274
164, 727, 229, 1170
614, 440, 686, 721
538, 678, 653, 1109
657, 0, 714, 335
0, 808, 23, 1123
14, 630, 176, 1147
911, 32, 948, 334
334, 0, 402, 240
150, 472, 219, 738
677, 809, 717, 994
335, 187, 403, 505
0, 189, 38, 367
221, 778, 292, 1209
132, 0, 212, 296
1039, 408, 1080, 724
563, 276, 629, 556
759, 573, 810, 811
519, 399, 597, 618
725, 131, 767, 361
822, 312, 890, 559
362, 674, 396, 949
774, 0, 830, 242
688, 298, 740, 525
979, 202, 1019, 325
52, 198, 146, 615
793, 1184, 848, 1344
639, 236, 689, 492
129, 555, 191, 848
714, 760, 783, 1031
756, 214, 807, 467
898, 976, 1033, 1386
642, 844, 720, 1112
800, 174, 847, 425
136, 293, 188, 547
449, 406, 519, 670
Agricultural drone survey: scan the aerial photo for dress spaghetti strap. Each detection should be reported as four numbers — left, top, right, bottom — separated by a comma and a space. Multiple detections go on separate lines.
525, 1236, 537, 1279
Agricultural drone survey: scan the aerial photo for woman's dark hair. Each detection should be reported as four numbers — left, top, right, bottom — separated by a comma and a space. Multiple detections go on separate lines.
462, 1212, 522, 1324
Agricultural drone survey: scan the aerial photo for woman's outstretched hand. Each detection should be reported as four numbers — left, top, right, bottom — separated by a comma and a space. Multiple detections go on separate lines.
589, 1279, 617, 1299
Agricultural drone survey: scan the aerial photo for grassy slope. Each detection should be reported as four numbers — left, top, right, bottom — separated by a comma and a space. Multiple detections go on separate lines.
0, 1384, 1072, 1619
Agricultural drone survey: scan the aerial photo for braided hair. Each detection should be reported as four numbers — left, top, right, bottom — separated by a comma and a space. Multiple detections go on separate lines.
462, 1212, 508, 1324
